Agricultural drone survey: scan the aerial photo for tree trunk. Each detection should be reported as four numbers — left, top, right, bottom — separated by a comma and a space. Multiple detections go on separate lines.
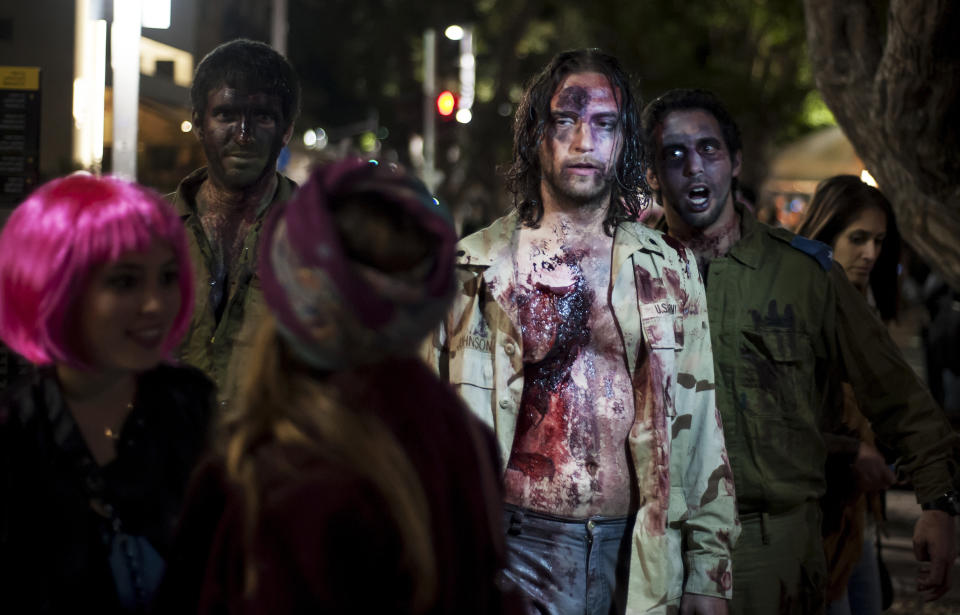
804, 0, 960, 290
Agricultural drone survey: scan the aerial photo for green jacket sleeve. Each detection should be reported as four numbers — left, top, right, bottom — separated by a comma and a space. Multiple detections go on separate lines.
831, 265, 959, 503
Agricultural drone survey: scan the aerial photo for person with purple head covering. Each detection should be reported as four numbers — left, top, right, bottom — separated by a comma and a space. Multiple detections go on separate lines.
155, 158, 522, 614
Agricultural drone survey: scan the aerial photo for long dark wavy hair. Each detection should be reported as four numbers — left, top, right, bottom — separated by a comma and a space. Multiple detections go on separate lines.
504, 49, 648, 237
796, 175, 901, 321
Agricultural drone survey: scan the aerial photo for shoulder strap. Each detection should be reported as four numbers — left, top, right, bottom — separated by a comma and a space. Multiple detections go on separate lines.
789, 235, 833, 271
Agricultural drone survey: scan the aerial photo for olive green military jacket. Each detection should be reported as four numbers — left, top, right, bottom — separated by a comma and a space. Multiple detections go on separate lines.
424, 210, 740, 612
169, 168, 297, 404
706, 206, 958, 513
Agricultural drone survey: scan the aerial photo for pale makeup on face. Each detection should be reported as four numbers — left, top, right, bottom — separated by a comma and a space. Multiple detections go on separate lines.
832, 206, 887, 291
538, 71, 624, 214
650, 109, 743, 271
650, 109, 740, 236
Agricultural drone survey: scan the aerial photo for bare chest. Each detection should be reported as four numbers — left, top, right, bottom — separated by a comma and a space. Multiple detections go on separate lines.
512, 233, 621, 363
503, 230, 636, 516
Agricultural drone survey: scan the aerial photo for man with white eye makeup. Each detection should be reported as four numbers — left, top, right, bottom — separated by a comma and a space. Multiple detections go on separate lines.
642, 88, 960, 615
426, 50, 738, 615
170, 39, 300, 405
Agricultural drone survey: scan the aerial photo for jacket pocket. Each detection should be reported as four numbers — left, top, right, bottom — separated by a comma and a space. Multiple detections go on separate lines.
640, 311, 683, 351
641, 313, 683, 418
737, 327, 824, 492
447, 342, 497, 427
738, 327, 813, 419
448, 341, 495, 389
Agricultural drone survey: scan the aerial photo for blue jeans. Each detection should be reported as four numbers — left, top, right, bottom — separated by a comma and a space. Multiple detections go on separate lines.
501, 504, 634, 615
826, 527, 883, 615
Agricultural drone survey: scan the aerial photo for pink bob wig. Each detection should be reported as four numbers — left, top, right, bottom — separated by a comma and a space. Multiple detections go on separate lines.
0, 173, 194, 367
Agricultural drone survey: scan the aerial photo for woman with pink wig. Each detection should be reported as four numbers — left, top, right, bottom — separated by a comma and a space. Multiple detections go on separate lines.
0, 174, 214, 614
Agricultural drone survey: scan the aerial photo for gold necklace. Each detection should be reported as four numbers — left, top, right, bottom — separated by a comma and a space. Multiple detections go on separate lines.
103, 402, 134, 440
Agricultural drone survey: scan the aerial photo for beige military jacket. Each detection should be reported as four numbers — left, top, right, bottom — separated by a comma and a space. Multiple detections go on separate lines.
424, 210, 740, 612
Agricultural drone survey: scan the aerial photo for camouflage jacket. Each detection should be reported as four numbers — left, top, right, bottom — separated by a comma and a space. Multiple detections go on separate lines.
424, 210, 740, 612
705, 206, 959, 513
169, 168, 297, 404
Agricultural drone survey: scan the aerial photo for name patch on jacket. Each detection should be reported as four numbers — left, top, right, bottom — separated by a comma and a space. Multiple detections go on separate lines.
456, 333, 493, 353
641, 302, 678, 318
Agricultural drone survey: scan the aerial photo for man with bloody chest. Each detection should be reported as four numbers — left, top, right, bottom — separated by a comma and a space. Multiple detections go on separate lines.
170, 39, 299, 403
642, 87, 960, 614
426, 49, 738, 614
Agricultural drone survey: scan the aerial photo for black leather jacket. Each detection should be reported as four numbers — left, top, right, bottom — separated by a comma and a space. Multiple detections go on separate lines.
0, 363, 213, 614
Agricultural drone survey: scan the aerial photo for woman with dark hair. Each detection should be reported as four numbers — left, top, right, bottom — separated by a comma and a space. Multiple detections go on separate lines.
797, 175, 901, 321
156, 159, 519, 614
797, 175, 901, 615
0, 174, 214, 614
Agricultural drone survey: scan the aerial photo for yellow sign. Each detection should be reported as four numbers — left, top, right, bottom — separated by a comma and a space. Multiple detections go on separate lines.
0, 67, 40, 91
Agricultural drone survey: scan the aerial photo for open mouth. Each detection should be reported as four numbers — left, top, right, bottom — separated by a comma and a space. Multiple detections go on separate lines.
688, 186, 710, 208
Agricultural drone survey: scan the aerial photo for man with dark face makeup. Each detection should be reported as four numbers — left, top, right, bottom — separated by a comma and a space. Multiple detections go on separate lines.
170, 39, 299, 403
642, 88, 960, 615
426, 50, 738, 615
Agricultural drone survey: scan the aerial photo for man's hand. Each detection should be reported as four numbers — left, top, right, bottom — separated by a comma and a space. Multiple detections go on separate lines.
679, 593, 728, 615
913, 509, 958, 601
852, 442, 895, 492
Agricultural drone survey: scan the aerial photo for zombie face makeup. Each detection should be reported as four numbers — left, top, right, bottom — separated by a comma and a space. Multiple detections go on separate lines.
196, 85, 292, 191
650, 109, 741, 232
538, 72, 624, 208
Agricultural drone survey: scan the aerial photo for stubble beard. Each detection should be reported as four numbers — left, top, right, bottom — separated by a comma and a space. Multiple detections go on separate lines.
204, 137, 284, 193
543, 166, 617, 211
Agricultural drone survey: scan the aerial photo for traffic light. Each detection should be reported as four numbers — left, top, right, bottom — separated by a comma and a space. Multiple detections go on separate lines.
436, 90, 457, 117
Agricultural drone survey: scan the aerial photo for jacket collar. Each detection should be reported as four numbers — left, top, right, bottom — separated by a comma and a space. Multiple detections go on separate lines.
457, 209, 669, 273
171, 167, 295, 222
456, 208, 522, 268
659, 201, 763, 270
725, 202, 763, 270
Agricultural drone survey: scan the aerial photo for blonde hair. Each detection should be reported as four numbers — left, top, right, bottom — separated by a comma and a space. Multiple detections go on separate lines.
219, 316, 437, 611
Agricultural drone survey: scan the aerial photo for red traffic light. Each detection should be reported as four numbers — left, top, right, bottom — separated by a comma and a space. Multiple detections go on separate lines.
436, 90, 457, 116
